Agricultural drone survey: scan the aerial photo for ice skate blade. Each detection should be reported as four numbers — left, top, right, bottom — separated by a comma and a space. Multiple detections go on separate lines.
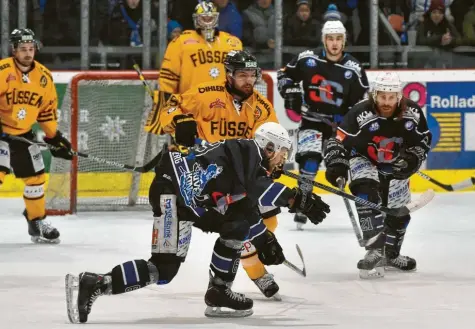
385, 266, 417, 272
271, 292, 282, 301
65, 274, 80, 323
296, 223, 305, 231
204, 306, 253, 318
31, 236, 60, 244
359, 266, 385, 279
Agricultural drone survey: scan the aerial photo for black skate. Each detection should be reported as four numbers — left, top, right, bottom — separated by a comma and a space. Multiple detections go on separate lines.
65, 272, 111, 323
253, 271, 281, 301
26, 216, 60, 244
357, 249, 385, 279
204, 272, 253, 318
294, 212, 308, 230
386, 255, 417, 272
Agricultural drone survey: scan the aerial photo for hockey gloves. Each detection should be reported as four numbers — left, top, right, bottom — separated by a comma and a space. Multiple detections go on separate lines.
173, 114, 197, 147
257, 230, 285, 266
44, 131, 73, 160
391, 146, 426, 180
324, 138, 349, 187
283, 84, 303, 114
289, 188, 330, 225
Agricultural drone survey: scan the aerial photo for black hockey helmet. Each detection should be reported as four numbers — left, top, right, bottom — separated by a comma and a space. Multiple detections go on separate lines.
224, 50, 262, 80
10, 28, 40, 50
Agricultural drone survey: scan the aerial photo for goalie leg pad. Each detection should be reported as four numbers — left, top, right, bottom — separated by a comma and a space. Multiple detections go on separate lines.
110, 259, 159, 294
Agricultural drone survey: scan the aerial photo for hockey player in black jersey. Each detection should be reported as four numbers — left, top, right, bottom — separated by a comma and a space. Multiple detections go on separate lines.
323, 72, 432, 279
65, 122, 331, 322
277, 20, 369, 230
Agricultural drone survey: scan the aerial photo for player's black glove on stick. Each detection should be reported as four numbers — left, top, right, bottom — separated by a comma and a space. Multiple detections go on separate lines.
256, 230, 285, 266
44, 131, 73, 160
283, 84, 303, 114
391, 146, 425, 180
173, 114, 197, 147
324, 138, 349, 187
289, 188, 330, 225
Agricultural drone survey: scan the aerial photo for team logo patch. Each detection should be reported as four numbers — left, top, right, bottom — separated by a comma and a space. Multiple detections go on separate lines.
227, 37, 239, 47
369, 122, 379, 132
306, 58, 317, 67
40, 75, 47, 87
254, 106, 262, 120
179, 163, 223, 208
344, 70, 353, 79
405, 121, 414, 130
209, 67, 220, 79
17, 108, 27, 120
210, 98, 226, 109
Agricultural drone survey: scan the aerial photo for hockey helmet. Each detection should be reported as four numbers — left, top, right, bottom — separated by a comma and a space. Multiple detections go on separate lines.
193, 1, 219, 41
255, 122, 293, 160
372, 72, 403, 102
224, 50, 262, 81
10, 28, 40, 50
321, 20, 346, 49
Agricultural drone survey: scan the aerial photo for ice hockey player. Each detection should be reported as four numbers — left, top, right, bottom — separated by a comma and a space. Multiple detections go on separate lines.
147, 50, 286, 300
0, 28, 73, 244
323, 72, 432, 279
277, 20, 369, 230
152, 0, 242, 112
65, 122, 331, 322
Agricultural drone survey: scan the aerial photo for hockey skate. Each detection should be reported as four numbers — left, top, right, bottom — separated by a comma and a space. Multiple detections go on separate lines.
385, 254, 417, 272
204, 271, 253, 318
357, 249, 385, 279
65, 272, 111, 323
294, 212, 308, 230
253, 271, 282, 301
26, 216, 60, 244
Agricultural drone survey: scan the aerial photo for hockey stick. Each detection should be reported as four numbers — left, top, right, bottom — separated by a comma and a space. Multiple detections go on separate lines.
283, 244, 307, 277
7, 135, 161, 173
337, 177, 365, 247
303, 110, 475, 192
132, 62, 155, 99
283, 170, 435, 217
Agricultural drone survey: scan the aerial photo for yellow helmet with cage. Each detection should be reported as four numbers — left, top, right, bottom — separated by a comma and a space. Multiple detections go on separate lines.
193, 1, 219, 42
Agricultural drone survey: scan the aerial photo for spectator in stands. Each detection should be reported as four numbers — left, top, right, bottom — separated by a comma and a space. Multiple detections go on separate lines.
167, 20, 183, 42
284, 0, 321, 47
463, 1, 475, 45
169, 0, 195, 30
213, 0, 243, 39
242, 0, 275, 50
416, 0, 460, 48
323, 3, 345, 23
409, 0, 454, 30
451, 0, 475, 34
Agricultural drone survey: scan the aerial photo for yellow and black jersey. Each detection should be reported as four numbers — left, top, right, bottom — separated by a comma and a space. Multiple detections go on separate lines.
158, 29, 242, 95
0, 57, 58, 138
146, 80, 278, 143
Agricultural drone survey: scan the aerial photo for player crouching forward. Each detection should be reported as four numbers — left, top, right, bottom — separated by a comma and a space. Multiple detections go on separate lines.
323, 72, 432, 279
65, 122, 330, 322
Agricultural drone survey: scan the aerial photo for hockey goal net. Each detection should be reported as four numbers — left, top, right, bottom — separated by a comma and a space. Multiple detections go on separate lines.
45, 71, 274, 215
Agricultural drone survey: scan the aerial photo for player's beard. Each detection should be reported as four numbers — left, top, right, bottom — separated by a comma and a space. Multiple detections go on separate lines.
16, 56, 33, 68
378, 105, 396, 117
239, 83, 253, 97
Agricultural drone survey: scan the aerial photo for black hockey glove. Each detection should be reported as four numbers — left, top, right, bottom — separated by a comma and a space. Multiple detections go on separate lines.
289, 188, 330, 225
391, 146, 426, 180
256, 230, 285, 266
324, 138, 349, 187
173, 114, 197, 147
43, 131, 73, 160
283, 84, 303, 114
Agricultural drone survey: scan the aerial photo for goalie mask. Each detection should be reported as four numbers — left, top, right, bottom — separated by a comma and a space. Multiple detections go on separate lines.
254, 122, 293, 179
193, 1, 219, 42
224, 50, 262, 100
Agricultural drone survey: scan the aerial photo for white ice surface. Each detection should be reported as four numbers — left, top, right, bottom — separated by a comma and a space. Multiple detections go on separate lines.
1, 192, 474, 329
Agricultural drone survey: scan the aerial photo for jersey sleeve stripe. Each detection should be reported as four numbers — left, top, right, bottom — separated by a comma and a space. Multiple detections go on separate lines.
160, 68, 180, 79
258, 182, 287, 207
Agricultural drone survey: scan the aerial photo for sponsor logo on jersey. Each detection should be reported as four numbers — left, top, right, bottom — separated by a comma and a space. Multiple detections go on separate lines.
256, 94, 271, 112
40, 75, 47, 88
0, 63, 11, 71
198, 85, 225, 93
6, 73, 15, 82
406, 106, 420, 122
209, 66, 220, 78
344, 70, 353, 79
210, 98, 225, 109
163, 198, 173, 239
306, 58, 317, 67
356, 111, 374, 125
369, 121, 379, 132
179, 162, 223, 208
405, 120, 414, 131
344, 59, 361, 72
245, 61, 257, 68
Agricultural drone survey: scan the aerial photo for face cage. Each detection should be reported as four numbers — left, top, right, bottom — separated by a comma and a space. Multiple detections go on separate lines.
193, 12, 219, 40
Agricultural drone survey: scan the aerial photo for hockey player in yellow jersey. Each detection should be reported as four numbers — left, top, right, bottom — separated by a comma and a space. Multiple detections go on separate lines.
0, 29, 73, 244
147, 50, 284, 300
157, 1, 242, 104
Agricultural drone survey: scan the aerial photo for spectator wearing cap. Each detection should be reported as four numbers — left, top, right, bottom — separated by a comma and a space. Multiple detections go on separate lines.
416, 0, 460, 48
408, 0, 454, 30
284, 0, 321, 47
213, 0, 243, 39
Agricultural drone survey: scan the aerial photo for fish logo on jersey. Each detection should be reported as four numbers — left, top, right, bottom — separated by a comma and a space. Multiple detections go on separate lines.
179, 162, 223, 207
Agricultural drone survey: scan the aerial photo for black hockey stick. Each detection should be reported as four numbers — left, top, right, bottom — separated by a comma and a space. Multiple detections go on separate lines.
283, 170, 434, 217
283, 244, 307, 277
7, 135, 161, 173
303, 110, 475, 192
337, 177, 365, 247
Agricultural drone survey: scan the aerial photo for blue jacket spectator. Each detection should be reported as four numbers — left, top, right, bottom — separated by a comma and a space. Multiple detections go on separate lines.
214, 0, 243, 39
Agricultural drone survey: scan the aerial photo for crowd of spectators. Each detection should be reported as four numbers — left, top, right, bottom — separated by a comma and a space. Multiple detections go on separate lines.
4, 0, 475, 68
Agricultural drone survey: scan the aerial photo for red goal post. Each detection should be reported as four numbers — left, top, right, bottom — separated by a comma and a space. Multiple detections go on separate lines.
45, 71, 274, 215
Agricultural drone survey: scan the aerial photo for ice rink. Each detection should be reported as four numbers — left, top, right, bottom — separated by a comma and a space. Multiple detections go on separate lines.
1, 192, 474, 329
